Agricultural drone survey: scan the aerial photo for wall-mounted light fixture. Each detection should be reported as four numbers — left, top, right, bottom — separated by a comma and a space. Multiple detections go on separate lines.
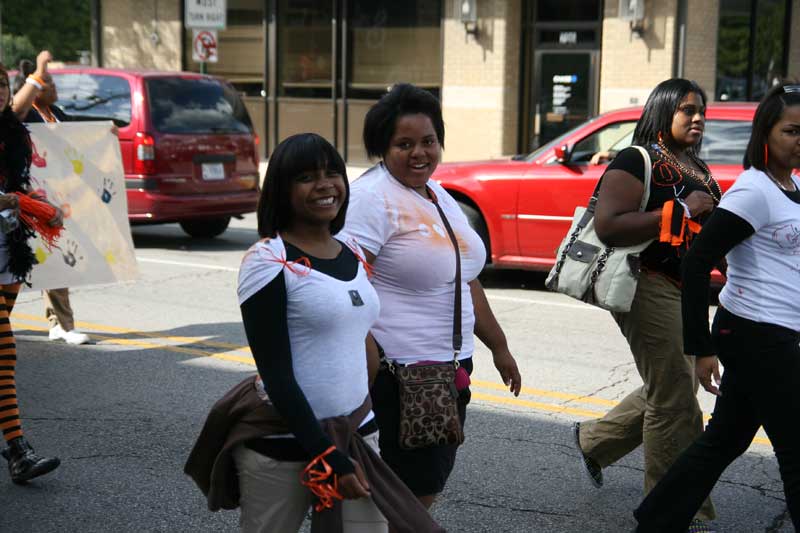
460, 0, 479, 38
619, 0, 646, 36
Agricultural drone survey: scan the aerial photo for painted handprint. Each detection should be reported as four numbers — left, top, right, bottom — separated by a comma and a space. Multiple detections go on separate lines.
31, 141, 48, 168
61, 238, 84, 268
64, 147, 85, 175
99, 177, 117, 204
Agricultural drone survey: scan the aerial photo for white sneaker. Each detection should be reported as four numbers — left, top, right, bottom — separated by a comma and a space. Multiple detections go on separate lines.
48, 325, 90, 345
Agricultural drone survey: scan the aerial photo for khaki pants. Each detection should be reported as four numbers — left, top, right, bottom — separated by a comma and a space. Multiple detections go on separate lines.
44, 288, 74, 330
578, 272, 715, 521
233, 431, 388, 533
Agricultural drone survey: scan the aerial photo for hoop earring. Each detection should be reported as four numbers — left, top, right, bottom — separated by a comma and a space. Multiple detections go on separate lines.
764, 144, 769, 167
658, 131, 663, 143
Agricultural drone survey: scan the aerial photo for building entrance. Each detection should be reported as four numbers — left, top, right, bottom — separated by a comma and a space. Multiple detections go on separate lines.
521, 0, 602, 151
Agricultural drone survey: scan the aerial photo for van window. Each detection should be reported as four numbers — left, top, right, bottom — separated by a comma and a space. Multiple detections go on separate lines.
146, 78, 253, 134
53, 73, 132, 126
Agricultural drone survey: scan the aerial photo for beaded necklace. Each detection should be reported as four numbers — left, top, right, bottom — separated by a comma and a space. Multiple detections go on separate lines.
654, 139, 721, 202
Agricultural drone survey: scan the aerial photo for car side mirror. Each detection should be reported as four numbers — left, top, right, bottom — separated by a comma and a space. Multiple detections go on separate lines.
554, 144, 571, 164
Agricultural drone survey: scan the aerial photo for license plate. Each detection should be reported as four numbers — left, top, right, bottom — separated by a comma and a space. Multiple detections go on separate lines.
201, 163, 225, 180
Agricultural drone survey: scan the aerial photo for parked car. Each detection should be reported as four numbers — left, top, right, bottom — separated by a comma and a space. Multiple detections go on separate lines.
48, 68, 260, 238
433, 103, 757, 272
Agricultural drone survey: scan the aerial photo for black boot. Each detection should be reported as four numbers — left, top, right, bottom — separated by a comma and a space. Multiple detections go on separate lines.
1, 436, 60, 484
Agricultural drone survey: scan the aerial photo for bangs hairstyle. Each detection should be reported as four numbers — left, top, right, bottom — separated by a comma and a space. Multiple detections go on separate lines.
744, 81, 800, 171
363, 83, 444, 159
633, 78, 708, 153
257, 133, 348, 238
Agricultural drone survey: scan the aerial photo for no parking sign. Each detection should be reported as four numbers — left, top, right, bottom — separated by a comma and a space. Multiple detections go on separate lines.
192, 29, 218, 63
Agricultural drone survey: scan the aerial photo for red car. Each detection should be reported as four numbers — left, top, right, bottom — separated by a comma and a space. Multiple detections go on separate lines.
434, 104, 757, 271
49, 68, 260, 238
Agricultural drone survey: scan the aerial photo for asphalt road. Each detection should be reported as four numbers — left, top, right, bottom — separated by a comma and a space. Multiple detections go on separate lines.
0, 214, 792, 533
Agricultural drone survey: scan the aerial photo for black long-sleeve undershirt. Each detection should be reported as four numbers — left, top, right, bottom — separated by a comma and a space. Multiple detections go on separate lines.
681, 208, 754, 356
239, 241, 358, 475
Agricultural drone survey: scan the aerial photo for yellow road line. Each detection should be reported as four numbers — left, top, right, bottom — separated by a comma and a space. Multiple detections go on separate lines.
12, 312, 251, 354
10, 316, 772, 447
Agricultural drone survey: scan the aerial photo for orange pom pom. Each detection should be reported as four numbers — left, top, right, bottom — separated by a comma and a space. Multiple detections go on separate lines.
13, 193, 64, 251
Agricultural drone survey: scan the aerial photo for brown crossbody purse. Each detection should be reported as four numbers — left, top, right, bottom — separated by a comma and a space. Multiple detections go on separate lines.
381, 189, 464, 450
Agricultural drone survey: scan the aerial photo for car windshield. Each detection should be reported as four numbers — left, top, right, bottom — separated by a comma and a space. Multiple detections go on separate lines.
528, 116, 752, 166
146, 77, 253, 134
53, 73, 132, 126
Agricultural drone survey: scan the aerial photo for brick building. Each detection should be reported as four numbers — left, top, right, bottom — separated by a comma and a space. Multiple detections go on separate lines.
91, 0, 800, 163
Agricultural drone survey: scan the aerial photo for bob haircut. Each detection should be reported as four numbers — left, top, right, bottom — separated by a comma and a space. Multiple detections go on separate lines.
744, 82, 800, 171
362, 83, 445, 159
632, 78, 708, 154
257, 133, 348, 238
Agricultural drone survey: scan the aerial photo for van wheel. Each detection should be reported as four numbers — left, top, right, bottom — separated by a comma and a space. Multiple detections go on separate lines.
179, 217, 231, 238
457, 201, 490, 262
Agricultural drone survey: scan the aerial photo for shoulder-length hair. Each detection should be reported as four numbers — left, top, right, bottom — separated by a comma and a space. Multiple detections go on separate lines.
12, 60, 35, 94
257, 133, 348, 238
744, 82, 800, 171
363, 83, 445, 159
632, 78, 708, 153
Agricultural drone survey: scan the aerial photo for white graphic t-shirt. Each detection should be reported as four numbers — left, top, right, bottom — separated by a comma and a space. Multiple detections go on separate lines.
341, 163, 487, 364
719, 168, 800, 331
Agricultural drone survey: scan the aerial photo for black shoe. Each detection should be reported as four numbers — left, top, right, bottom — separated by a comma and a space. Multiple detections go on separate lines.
572, 422, 603, 488
1, 436, 60, 484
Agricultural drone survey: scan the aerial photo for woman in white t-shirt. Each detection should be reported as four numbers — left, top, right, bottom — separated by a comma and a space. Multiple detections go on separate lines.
343, 83, 522, 510
235, 133, 444, 533
633, 84, 800, 532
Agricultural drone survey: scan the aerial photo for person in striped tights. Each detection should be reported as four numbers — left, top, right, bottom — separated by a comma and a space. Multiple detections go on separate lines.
0, 60, 61, 483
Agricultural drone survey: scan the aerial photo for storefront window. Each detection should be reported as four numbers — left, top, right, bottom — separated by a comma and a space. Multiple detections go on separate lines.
716, 0, 789, 101
347, 0, 442, 99
278, 0, 333, 98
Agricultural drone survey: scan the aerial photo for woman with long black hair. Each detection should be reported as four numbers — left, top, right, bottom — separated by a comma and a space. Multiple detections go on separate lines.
633, 83, 800, 532
0, 61, 61, 484
571, 78, 718, 532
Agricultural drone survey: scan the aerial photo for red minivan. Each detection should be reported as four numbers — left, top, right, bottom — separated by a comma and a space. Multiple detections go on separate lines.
50, 68, 260, 238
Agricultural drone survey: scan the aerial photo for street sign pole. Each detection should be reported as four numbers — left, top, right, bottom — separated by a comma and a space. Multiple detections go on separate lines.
200, 62, 207, 74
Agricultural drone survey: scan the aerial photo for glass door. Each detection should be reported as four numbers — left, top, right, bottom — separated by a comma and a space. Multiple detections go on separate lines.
534, 51, 598, 145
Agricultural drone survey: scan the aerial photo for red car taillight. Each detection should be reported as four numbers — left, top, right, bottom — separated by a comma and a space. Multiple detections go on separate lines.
253, 134, 260, 165
134, 132, 156, 175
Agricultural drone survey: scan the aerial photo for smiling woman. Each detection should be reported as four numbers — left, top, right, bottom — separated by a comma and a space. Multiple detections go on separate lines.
207, 132, 444, 532
343, 83, 522, 514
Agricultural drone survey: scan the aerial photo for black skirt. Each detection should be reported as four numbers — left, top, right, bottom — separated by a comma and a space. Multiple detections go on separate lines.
370, 357, 473, 496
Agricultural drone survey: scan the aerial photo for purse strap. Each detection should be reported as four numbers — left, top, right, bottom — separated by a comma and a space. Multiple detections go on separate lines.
585, 144, 653, 218
549, 145, 654, 285
377, 187, 463, 371
428, 186, 462, 365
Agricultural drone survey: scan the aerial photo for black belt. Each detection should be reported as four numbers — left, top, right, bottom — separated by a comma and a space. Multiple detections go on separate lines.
245, 419, 379, 461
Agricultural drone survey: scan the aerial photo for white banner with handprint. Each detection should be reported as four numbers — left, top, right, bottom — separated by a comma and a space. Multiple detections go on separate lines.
23, 122, 138, 290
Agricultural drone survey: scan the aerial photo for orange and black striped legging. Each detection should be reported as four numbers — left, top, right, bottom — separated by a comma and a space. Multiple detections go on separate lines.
0, 284, 22, 443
